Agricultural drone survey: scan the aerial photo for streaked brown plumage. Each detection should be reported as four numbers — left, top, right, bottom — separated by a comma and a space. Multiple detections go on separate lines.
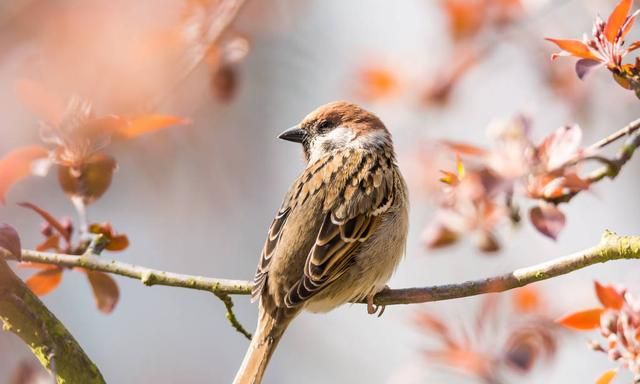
233, 101, 409, 384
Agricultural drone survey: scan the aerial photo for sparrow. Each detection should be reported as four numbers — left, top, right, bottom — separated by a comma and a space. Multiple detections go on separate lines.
233, 101, 409, 384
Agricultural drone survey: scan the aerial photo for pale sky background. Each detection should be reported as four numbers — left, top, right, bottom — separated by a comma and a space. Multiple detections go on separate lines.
1, 0, 640, 383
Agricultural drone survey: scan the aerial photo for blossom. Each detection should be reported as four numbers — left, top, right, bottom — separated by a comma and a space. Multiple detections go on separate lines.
557, 282, 640, 382
546, 0, 640, 78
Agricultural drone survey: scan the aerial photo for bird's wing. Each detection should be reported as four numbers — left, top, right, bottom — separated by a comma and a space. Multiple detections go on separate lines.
284, 149, 397, 308
251, 151, 344, 300
251, 204, 290, 300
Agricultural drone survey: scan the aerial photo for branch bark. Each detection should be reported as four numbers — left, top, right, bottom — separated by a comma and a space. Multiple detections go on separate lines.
0, 258, 105, 383
9, 230, 640, 307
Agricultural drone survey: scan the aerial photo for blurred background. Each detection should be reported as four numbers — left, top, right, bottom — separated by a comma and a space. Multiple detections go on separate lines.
1, 0, 640, 382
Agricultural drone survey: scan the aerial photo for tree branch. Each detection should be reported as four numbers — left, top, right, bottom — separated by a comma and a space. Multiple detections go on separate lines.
587, 117, 640, 152
0, 258, 105, 383
8, 230, 640, 307
15, 250, 252, 294
586, 121, 640, 183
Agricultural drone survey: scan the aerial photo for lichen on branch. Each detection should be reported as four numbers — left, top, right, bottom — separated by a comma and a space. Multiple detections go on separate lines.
0, 259, 105, 384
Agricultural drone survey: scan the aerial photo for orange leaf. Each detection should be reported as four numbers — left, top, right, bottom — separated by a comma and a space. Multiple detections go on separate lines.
106, 234, 129, 251
595, 368, 617, 384
85, 271, 119, 314
441, 141, 488, 156
26, 268, 63, 296
0, 146, 49, 204
545, 38, 600, 61
556, 308, 604, 330
628, 40, 640, 53
355, 66, 400, 101
605, 0, 632, 43
36, 234, 60, 252
88, 223, 130, 251
424, 348, 491, 377
442, 0, 486, 41
513, 286, 541, 313
14, 79, 66, 125
594, 281, 624, 310
114, 115, 190, 140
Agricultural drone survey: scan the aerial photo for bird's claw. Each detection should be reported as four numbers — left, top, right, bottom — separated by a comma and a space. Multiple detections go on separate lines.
366, 294, 386, 317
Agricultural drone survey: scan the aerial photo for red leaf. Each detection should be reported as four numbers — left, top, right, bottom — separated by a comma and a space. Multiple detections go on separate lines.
545, 38, 600, 61
85, 271, 119, 314
25, 268, 63, 296
114, 115, 190, 140
18, 202, 71, 242
556, 308, 604, 330
0, 146, 49, 204
106, 234, 129, 251
414, 312, 458, 348
504, 326, 557, 373
14, 79, 66, 125
0, 224, 21, 258
36, 234, 60, 252
422, 224, 459, 249
605, 0, 633, 43
529, 204, 566, 240
210, 64, 238, 103
595, 368, 617, 384
594, 281, 625, 310
57, 153, 117, 205
477, 231, 500, 253
575, 59, 602, 79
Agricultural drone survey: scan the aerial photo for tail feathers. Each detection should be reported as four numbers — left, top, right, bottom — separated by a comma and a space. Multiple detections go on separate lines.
232, 307, 295, 384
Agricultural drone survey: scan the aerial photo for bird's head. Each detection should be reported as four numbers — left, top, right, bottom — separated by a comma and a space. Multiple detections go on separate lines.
278, 101, 392, 162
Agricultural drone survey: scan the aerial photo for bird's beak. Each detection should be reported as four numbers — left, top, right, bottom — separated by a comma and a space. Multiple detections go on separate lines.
278, 125, 306, 143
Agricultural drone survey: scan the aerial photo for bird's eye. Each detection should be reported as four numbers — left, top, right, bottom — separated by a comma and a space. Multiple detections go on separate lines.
317, 120, 332, 133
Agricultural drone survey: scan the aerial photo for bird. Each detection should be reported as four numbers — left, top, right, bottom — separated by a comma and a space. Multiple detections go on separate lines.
233, 101, 409, 384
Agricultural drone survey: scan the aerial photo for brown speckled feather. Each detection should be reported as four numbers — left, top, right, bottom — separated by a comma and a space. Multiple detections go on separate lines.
252, 147, 398, 309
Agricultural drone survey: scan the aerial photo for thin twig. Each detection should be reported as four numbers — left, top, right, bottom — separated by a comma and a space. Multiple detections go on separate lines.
9, 230, 640, 307
587, 118, 640, 152
214, 292, 252, 340
586, 128, 640, 183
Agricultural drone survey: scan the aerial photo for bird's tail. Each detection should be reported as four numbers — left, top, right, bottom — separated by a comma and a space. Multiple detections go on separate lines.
232, 306, 295, 384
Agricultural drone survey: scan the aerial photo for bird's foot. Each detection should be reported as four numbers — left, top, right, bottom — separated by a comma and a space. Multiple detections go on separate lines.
366, 286, 389, 317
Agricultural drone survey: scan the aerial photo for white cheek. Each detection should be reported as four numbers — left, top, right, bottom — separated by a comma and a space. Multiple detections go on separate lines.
308, 127, 356, 162
355, 129, 389, 147
326, 126, 356, 144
